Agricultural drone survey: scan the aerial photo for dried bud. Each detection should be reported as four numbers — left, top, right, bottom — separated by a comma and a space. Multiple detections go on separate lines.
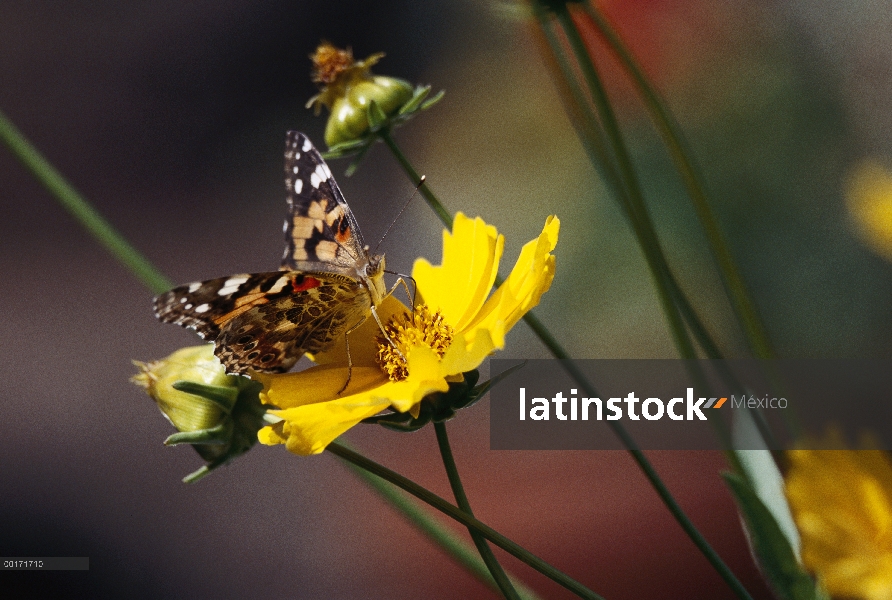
308, 42, 414, 146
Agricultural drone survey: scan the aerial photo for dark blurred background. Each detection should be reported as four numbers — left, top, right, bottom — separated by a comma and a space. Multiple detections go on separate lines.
2, 1, 891, 598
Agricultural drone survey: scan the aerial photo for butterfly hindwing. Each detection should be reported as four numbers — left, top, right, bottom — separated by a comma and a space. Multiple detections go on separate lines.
282, 131, 367, 274
154, 270, 373, 375
214, 273, 373, 374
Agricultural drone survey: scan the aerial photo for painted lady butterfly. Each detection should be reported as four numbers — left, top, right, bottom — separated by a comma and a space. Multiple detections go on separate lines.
154, 131, 390, 377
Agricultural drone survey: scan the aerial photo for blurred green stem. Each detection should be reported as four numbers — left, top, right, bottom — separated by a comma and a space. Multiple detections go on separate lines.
376, 128, 752, 600
581, 3, 774, 360
0, 108, 173, 295
435, 422, 520, 600
328, 441, 603, 600
0, 109, 541, 597
550, 4, 697, 362
533, 3, 747, 470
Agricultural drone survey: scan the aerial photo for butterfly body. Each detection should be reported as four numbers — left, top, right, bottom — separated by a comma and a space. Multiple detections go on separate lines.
154, 132, 387, 376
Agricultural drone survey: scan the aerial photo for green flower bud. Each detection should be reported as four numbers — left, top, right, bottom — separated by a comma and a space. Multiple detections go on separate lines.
132, 345, 233, 432
132, 345, 266, 482
307, 43, 414, 147
324, 76, 413, 146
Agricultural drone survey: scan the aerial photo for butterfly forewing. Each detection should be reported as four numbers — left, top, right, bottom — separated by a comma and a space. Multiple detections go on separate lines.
154, 131, 387, 378
282, 131, 367, 274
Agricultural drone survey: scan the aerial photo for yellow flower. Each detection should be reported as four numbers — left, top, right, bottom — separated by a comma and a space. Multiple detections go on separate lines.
255, 212, 559, 455
785, 444, 892, 600
846, 159, 892, 261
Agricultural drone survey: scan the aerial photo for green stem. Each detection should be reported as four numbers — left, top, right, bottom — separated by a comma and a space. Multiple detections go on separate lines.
0, 108, 173, 294
327, 442, 603, 600
536, 6, 754, 598
377, 128, 753, 600
534, 7, 748, 477
580, 4, 773, 360
435, 422, 521, 600
338, 440, 543, 600
551, 4, 696, 362
379, 129, 453, 229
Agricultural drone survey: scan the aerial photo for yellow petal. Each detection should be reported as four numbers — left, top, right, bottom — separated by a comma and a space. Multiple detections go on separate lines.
267, 395, 391, 455
254, 365, 388, 409
439, 325, 500, 376
468, 215, 559, 335
257, 421, 288, 446
413, 213, 504, 332
786, 442, 892, 600
387, 344, 450, 413
846, 160, 892, 261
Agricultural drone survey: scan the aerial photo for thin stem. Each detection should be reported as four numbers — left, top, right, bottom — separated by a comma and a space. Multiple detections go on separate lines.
435, 422, 521, 600
533, 6, 748, 476
327, 442, 604, 600
377, 129, 753, 600
551, 4, 696, 361
379, 129, 453, 229
580, 4, 773, 360
338, 440, 543, 600
0, 108, 173, 294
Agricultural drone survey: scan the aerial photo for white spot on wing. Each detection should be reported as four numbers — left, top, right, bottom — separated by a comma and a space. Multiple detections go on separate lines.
294, 178, 303, 194
224, 276, 249, 287
184, 303, 193, 310
282, 220, 288, 233
321, 162, 332, 179
195, 304, 210, 313
302, 138, 311, 152
310, 172, 321, 189
292, 165, 299, 174
188, 282, 201, 293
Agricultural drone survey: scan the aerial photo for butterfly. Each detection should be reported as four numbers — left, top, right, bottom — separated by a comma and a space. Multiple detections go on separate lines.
154, 131, 394, 380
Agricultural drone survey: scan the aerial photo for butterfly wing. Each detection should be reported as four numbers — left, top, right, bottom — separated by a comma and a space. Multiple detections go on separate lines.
281, 131, 368, 274
154, 271, 371, 375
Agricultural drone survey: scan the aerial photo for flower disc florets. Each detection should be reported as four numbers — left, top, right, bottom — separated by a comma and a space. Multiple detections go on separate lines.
376, 305, 454, 382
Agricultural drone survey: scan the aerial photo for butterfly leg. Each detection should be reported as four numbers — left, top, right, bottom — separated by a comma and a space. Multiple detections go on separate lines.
384, 275, 417, 311
369, 304, 408, 365
338, 316, 368, 395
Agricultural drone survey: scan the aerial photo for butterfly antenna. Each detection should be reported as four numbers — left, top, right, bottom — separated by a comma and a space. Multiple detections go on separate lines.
374, 176, 425, 254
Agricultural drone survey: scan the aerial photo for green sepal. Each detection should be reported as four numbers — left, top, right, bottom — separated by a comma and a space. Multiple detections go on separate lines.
460, 361, 526, 411
367, 100, 387, 131
322, 138, 369, 160
722, 473, 828, 600
181, 377, 266, 483
164, 420, 232, 446
418, 89, 445, 112
171, 380, 238, 413
397, 85, 432, 116
344, 140, 375, 177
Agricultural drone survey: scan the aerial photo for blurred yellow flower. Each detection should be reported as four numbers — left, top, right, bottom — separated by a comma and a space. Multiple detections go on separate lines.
785, 445, 892, 600
846, 159, 892, 261
255, 213, 559, 455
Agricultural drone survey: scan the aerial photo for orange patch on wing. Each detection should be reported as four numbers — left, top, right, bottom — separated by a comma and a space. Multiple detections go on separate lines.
292, 275, 322, 293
